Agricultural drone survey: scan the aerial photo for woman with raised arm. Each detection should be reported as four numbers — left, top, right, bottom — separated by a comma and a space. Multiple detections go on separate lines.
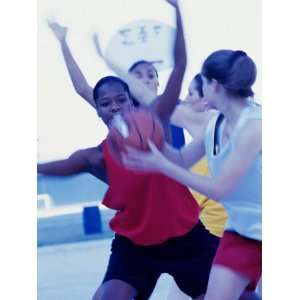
47, 0, 186, 144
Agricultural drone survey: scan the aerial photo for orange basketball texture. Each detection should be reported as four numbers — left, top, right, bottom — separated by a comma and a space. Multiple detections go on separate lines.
108, 110, 165, 160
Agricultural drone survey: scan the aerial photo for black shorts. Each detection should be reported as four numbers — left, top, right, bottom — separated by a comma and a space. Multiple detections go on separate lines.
102, 221, 219, 299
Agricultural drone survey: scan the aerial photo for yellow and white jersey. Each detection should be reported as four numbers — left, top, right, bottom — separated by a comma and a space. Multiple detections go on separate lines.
191, 158, 228, 238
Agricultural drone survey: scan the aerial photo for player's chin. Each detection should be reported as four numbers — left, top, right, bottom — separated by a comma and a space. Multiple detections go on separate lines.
107, 114, 119, 127
149, 84, 158, 94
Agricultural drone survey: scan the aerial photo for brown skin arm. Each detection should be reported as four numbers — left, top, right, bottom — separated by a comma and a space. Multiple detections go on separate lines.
37, 150, 90, 176
37, 147, 108, 184
150, 1, 187, 122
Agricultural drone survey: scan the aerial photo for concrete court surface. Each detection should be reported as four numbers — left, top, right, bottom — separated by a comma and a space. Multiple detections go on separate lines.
38, 238, 174, 300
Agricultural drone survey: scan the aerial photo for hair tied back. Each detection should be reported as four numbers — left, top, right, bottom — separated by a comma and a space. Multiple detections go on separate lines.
229, 50, 247, 65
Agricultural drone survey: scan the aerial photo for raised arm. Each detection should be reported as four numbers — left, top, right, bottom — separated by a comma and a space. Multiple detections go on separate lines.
92, 0, 186, 112
150, 0, 187, 121
48, 20, 95, 108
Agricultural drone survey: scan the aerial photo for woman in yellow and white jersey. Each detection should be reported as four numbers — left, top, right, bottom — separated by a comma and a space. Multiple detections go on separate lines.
191, 158, 227, 238
171, 73, 228, 238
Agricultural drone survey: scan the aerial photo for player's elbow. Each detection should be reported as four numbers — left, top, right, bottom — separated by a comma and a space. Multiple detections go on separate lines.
210, 189, 224, 201
210, 184, 233, 201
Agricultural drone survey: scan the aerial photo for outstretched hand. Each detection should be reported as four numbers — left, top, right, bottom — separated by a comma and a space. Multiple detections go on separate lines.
165, 0, 179, 8
47, 20, 68, 41
121, 141, 168, 173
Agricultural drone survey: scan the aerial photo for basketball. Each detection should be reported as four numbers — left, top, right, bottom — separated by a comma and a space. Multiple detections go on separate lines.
107, 109, 165, 161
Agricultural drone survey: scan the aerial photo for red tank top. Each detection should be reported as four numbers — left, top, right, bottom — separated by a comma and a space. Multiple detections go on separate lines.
102, 140, 201, 245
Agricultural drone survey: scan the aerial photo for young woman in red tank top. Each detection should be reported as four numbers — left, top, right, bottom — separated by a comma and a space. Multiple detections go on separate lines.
38, 74, 221, 300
